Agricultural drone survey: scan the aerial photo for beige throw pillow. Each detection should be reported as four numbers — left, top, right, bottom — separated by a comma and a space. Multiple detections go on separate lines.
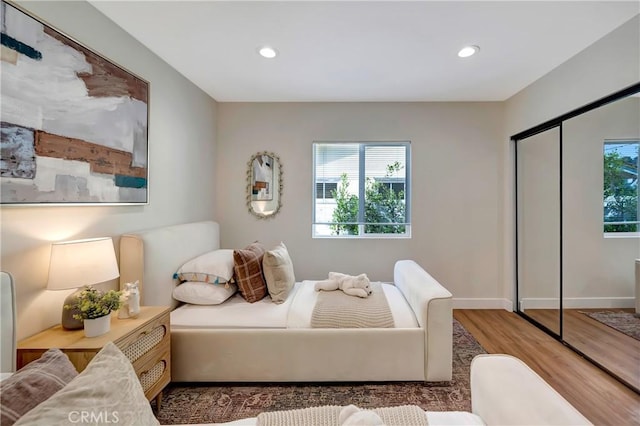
263, 242, 296, 304
1, 349, 78, 426
233, 242, 268, 303
14, 342, 159, 426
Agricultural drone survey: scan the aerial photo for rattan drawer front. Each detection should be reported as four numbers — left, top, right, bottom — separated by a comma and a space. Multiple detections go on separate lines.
123, 324, 166, 363
116, 312, 169, 355
140, 359, 166, 391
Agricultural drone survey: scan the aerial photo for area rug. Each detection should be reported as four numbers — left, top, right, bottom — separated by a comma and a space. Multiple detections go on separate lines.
155, 319, 487, 425
583, 311, 640, 341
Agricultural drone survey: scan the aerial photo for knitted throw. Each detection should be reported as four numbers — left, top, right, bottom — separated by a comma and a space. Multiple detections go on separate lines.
311, 282, 394, 328
256, 404, 428, 426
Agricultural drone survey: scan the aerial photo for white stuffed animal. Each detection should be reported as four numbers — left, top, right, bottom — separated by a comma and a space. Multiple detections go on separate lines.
339, 405, 385, 426
314, 272, 372, 298
118, 281, 140, 319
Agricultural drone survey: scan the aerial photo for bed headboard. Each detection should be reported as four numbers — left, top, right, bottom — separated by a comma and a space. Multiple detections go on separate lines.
119, 221, 220, 308
1, 271, 17, 373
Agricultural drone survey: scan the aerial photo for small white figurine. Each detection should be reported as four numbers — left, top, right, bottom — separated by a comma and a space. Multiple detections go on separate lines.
118, 281, 141, 319
127, 281, 140, 318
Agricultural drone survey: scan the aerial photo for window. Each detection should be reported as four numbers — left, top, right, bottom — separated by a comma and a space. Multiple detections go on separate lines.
604, 140, 639, 233
377, 181, 405, 197
313, 141, 411, 238
316, 182, 338, 199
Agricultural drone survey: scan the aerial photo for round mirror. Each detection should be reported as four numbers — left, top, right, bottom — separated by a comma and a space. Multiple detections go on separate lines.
246, 151, 282, 218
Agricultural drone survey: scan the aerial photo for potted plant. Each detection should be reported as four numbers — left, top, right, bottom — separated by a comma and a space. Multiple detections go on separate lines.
64, 286, 122, 337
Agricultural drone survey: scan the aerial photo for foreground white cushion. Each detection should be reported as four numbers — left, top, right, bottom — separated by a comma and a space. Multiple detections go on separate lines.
471, 354, 592, 425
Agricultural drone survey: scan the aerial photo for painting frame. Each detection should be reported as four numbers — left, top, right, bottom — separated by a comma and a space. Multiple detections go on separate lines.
0, 0, 150, 206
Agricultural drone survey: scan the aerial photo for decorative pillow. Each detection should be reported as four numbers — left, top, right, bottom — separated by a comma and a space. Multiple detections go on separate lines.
174, 249, 235, 284
14, 342, 159, 426
1, 349, 78, 426
233, 242, 267, 303
173, 281, 237, 305
263, 242, 296, 304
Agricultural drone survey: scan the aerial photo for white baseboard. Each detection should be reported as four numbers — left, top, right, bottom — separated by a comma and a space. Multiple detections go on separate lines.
453, 298, 513, 311
519, 298, 559, 310
520, 297, 634, 310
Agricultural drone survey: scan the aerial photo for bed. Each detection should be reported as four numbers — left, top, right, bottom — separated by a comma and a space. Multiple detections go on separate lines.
119, 221, 453, 382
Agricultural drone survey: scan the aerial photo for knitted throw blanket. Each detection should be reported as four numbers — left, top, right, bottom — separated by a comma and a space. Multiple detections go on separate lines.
311, 282, 394, 328
256, 404, 428, 426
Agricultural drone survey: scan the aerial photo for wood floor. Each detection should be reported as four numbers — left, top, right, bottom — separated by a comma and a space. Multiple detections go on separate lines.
522, 308, 640, 391
455, 309, 640, 426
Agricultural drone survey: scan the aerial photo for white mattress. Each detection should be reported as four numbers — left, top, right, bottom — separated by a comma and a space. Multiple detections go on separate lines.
184, 411, 485, 425
170, 281, 419, 329
171, 282, 301, 329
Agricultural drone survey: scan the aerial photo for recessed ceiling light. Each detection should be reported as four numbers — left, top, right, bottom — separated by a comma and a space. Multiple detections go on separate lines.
458, 45, 480, 58
258, 46, 277, 59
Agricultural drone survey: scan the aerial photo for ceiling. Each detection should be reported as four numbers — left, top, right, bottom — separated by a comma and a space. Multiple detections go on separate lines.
89, 1, 639, 102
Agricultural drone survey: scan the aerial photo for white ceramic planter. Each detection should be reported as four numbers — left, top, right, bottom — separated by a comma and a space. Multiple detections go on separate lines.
83, 314, 111, 338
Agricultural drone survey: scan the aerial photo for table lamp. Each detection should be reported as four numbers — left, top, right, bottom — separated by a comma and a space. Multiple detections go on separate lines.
47, 237, 120, 330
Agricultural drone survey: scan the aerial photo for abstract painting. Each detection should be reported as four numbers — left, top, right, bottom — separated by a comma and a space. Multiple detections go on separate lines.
0, 1, 149, 204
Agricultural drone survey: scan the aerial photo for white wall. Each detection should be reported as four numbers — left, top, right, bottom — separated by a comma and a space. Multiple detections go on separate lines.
502, 15, 640, 303
1, 1, 218, 340
216, 102, 505, 306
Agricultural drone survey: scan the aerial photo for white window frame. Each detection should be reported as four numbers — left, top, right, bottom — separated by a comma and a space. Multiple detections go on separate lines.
312, 141, 411, 239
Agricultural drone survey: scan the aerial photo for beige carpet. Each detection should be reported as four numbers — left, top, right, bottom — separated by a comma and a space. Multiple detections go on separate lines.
155, 319, 486, 424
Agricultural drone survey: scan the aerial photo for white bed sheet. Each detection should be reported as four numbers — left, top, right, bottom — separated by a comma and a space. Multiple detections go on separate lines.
170, 280, 419, 329
171, 282, 301, 329
182, 411, 485, 425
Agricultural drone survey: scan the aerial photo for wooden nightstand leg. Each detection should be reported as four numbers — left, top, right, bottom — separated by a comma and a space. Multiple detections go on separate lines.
155, 391, 162, 412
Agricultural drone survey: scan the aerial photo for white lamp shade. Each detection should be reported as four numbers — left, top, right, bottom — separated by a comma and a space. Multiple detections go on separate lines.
47, 237, 120, 291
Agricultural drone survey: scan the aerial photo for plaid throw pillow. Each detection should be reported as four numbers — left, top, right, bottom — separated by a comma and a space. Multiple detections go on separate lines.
233, 242, 267, 303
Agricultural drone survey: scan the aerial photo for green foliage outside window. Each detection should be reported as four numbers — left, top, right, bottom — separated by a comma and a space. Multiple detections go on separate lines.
604, 149, 638, 232
330, 162, 406, 235
330, 173, 359, 235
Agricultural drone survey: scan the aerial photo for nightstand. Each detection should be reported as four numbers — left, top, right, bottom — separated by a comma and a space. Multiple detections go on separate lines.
17, 306, 171, 408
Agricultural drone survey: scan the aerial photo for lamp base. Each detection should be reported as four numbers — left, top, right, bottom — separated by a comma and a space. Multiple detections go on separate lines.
61, 289, 84, 330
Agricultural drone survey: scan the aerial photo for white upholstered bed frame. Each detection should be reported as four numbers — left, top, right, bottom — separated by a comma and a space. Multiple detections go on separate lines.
119, 221, 453, 382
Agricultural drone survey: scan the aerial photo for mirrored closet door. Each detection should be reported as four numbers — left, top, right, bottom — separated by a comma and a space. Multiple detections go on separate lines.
516, 126, 561, 337
515, 82, 640, 393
